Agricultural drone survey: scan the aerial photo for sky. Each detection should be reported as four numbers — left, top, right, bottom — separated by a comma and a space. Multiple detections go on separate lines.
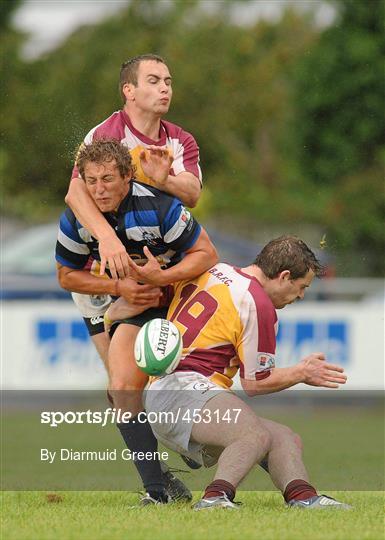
12, 1, 129, 59
12, 0, 336, 60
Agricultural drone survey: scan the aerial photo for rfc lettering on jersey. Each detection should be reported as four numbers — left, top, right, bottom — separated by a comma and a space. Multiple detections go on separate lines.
208, 267, 233, 286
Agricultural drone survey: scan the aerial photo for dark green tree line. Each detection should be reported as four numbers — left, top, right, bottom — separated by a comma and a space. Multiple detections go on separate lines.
1, 0, 383, 275
293, 0, 384, 273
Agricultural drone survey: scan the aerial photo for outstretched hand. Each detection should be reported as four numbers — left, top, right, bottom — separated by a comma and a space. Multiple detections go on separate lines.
300, 353, 347, 388
139, 145, 173, 187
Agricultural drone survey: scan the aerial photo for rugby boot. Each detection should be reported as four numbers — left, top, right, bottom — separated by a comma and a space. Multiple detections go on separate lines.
139, 491, 172, 506
193, 493, 240, 510
288, 494, 352, 510
160, 461, 192, 502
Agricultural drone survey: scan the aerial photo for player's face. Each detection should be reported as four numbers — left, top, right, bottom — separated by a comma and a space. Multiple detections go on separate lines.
129, 60, 172, 115
270, 269, 315, 309
84, 160, 130, 212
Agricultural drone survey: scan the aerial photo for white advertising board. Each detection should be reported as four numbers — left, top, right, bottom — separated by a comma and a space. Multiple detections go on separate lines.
1, 300, 384, 390
2, 301, 106, 389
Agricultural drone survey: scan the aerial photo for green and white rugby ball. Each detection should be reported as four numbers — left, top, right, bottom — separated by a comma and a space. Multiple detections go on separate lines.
134, 318, 182, 376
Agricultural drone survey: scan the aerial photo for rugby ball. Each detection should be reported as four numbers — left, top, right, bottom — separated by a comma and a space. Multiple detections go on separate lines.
134, 318, 182, 376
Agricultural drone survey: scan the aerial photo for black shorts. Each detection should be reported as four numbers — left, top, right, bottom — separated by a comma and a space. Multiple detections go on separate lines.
109, 307, 168, 338
83, 315, 105, 337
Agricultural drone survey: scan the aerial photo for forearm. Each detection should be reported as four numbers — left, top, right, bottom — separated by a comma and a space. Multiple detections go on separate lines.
105, 297, 150, 323
159, 173, 201, 208
160, 248, 218, 285
242, 365, 304, 396
57, 266, 117, 296
65, 177, 115, 240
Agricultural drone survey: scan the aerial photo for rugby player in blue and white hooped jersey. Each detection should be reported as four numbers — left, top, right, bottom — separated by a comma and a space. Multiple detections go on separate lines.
65, 54, 202, 366
55, 138, 218, 504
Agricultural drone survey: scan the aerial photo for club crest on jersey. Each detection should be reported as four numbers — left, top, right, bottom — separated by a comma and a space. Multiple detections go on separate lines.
143, 231, 159, 246
90, 295, 110, 307
257, 353, 275, 369
181, 208, 191, 223
180, 208, 193, 231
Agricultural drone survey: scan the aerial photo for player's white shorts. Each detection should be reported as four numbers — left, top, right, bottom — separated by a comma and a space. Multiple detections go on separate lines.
144, 371, 230, 466
71, 292, 112, 336
71, 292, 112, 317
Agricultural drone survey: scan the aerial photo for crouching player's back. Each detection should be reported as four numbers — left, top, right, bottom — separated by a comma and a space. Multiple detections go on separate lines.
168, 262, 277, 386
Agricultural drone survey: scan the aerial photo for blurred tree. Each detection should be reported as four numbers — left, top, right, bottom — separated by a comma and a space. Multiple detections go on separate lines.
0, 0, 22, 31
293, 0, 384, 274
1, 0, 383, 274
1, 0, 314, 222
0, 0, 28, 209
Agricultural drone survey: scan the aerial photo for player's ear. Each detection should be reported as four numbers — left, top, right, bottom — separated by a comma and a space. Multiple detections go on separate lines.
123, 172, 132, 183
123, 83, 135, 102
279, 270, 291, 282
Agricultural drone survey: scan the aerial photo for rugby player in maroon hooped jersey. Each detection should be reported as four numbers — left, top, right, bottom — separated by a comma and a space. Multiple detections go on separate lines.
107, 236, 352, 510
66, 53, 201, 277
65, 54, 203, 365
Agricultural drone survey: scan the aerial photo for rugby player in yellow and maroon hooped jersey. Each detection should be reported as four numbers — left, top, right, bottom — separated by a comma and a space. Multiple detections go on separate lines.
107, 235, 351, 510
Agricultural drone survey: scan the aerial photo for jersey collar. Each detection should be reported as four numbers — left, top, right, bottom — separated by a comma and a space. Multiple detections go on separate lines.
121, 110, 167, 146
234, 266, 263, 287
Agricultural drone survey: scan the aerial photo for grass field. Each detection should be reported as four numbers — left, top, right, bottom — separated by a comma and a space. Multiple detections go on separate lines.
1, 490, 384, 540
2, 398, 384, 538
2, 401, 384, 491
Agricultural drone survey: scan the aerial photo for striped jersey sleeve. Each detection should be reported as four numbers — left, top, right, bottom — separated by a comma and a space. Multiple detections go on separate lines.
162, 121, 202, 183
55, 209, 90, 269
237, 279, 278, 381
160, 199, 201, 252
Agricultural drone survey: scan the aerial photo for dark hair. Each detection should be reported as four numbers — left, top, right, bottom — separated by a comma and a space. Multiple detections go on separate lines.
254, 235, 324, 279
76, 139, 135, 179
119, 53, 166, 103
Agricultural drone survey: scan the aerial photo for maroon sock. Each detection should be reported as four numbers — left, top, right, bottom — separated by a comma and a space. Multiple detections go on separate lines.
204, 479, 236, 501
283, 479, 317, 503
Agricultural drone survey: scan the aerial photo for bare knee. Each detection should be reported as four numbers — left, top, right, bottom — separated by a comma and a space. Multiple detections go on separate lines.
278, 425, 303, 452
109, 378, 129, 392
108, 377, 145, 416
292, 431, 303, 452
